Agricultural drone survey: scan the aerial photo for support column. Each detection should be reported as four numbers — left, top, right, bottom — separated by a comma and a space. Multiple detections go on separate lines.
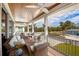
13, 23, 16, 34
23, 27, 25, 32
6, 15, 9, 38
31, 22, 35, 40
32, 22, 34, 33
27, 24, 29, 33
5, 14, 9, 38
44, 14, 48, 42
0, 3, 2, 56
12, 21, 14, 36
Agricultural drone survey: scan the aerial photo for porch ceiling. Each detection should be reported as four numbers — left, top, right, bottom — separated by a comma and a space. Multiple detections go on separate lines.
8, 3, 59, 23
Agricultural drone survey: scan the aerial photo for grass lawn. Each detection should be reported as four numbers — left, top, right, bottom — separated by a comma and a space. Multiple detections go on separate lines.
48, 32, 79, 56
51, 43, 79, 56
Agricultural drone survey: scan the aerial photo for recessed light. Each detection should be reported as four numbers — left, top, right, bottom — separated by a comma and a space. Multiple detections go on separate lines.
25, 5, 39, 8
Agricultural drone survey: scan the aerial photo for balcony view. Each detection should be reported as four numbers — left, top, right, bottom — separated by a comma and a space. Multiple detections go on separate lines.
0, 3, 79, 56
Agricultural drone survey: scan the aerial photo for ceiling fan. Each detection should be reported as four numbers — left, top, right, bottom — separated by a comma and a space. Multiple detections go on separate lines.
25, 3, 49, 14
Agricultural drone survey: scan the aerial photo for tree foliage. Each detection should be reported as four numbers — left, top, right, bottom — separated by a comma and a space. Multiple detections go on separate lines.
48, 20, 76, 32
25, 20, 77, 32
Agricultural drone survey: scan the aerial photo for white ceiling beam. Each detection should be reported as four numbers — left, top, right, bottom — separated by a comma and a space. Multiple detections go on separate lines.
2, 3, 15, 22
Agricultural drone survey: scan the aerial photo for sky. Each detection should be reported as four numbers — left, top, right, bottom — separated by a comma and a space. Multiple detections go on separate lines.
35, 19, 44, 28
35, 10, 79, 28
